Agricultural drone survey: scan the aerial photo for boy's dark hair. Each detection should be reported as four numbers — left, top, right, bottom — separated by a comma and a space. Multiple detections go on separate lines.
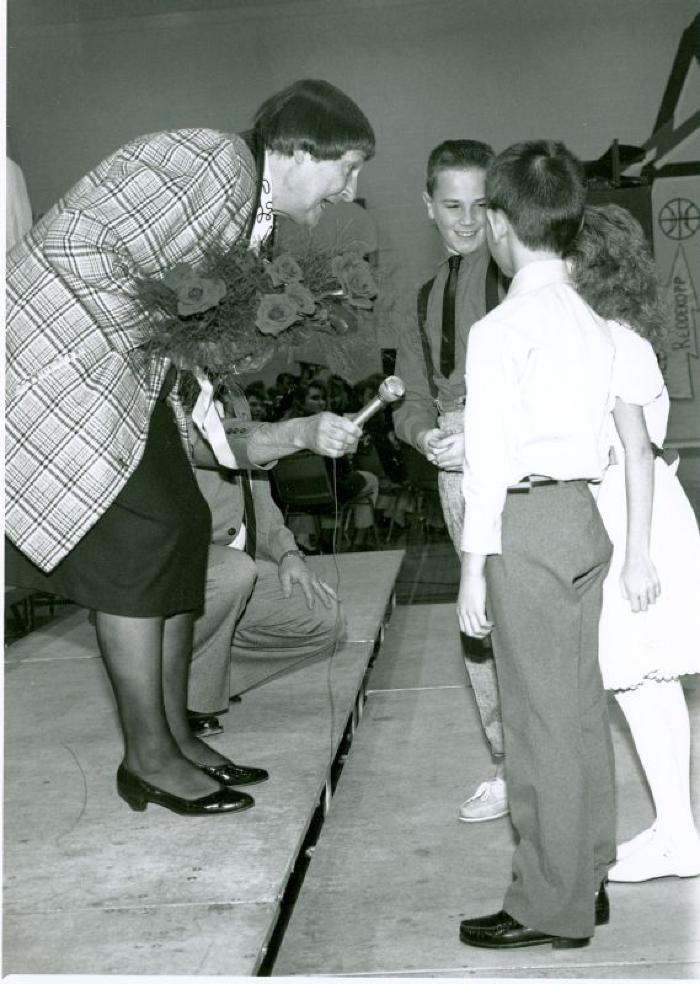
253, 79, 375, 161
426, 140, 494, 196
486, 140, 586, 253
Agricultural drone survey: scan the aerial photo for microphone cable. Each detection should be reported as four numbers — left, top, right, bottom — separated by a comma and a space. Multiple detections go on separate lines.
324, 456, 343, 792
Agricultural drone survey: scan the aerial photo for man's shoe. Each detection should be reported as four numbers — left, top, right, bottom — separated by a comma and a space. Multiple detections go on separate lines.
187, 712, 224, 738
458, 776, 508, 823
461, 882, 608, 934
459, 910, 590, 950
197, 758, 269, 787
595, 880, 610, 925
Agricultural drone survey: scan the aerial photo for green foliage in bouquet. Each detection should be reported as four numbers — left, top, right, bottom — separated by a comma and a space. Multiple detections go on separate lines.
135, 241, 378, 376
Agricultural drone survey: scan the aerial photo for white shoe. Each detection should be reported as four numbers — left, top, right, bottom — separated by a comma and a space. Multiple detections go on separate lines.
609, 833, 700, 882
616, 824, 657, 861
458, 776, 508, 823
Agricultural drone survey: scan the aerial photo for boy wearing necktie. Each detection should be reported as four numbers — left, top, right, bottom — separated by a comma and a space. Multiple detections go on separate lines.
394, 141, 508, 823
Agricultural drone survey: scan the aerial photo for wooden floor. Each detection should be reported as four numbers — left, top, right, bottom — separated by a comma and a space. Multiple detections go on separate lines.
275, 604, 700, 978
2, 550, 404, 976
4, 544, 700, 978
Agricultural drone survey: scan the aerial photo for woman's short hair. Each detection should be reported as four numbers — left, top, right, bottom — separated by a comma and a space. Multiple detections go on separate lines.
253, 79, 375, 161
426, 140, 494, 196
486, 140, 586, 253
568, 204, 669, 364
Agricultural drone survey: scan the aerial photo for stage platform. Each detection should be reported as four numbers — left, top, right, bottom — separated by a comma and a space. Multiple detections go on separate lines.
275, 604, 700, 978
2, 550, 404, 976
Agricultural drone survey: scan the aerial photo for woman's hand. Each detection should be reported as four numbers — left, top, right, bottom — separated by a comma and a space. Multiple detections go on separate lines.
619, 554, 661, 612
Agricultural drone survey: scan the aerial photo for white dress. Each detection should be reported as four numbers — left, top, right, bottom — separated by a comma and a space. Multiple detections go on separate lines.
596, 321, 700, 690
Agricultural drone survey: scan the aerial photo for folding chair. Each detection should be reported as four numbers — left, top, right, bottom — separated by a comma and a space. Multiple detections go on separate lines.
271, 451, 379, 552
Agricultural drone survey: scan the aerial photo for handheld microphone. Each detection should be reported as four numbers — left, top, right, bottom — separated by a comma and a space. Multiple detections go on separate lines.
351, 375, 406, 427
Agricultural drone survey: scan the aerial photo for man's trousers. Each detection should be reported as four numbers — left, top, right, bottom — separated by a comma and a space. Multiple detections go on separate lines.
486, 481, 616, 940
188, 545, 342, 713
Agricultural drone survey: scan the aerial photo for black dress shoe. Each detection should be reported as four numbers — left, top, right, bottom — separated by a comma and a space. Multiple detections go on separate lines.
187, 712, 224, 738
459, 911, 590, 950
461, 880, 610, 934
116, 763, 254, 815
595, 879, 610, 926
197, 759, 269, 786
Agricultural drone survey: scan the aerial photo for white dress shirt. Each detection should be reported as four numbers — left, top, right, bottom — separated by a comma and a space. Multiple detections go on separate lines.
461, 259, 615, 555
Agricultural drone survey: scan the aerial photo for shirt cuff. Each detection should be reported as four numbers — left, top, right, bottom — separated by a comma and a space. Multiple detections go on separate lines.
460, 504, 503, 556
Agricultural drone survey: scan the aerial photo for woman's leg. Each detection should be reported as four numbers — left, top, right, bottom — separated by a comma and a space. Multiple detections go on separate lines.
162, 610, 266, 776
95, 611, 218, 797
611, 677, 700, 879
160, 611, 232, 767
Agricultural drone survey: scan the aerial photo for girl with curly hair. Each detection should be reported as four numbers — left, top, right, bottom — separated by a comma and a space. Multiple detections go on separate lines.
569, 204, 700, 881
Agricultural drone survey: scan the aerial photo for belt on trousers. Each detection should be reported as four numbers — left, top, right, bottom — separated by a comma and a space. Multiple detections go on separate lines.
507, 475, 600, 493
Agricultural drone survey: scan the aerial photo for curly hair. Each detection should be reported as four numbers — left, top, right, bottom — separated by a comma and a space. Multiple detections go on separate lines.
567, 204, 669, 365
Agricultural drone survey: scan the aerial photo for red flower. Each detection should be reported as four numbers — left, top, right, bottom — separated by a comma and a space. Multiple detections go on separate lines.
163, 263, 226, 315
330, 252, 377, 309
255, 293, 301, 335
268, 253, 303, 287
284, 281, 317, 315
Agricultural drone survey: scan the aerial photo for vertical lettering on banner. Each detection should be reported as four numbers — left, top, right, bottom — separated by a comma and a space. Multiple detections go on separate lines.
652, 176, 700, 445
664, 246, 698, 400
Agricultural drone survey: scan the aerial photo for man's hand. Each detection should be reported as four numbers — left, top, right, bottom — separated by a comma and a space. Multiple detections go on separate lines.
418, 428, 443, 464
429, 431, 464, 471
247, 414, 361, 466
278, 553, 337, 610
301, 412, 361, 458
457, 553, 494, 638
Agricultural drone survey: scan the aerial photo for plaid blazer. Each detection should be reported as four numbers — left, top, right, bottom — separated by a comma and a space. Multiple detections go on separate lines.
6, 129, 257, 572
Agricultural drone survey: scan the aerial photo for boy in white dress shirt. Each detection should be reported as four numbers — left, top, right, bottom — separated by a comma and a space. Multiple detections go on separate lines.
456, 141, 616, 950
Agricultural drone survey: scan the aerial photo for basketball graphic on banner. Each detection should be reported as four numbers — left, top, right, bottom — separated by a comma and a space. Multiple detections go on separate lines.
659, 198, 700, 241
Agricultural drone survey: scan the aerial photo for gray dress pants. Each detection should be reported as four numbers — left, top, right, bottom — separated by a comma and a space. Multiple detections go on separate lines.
188, 545, 341, 713
486, 481, 616, 939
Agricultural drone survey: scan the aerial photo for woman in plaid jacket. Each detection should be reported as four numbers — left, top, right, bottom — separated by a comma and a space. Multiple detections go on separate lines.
5, 79, 374, 816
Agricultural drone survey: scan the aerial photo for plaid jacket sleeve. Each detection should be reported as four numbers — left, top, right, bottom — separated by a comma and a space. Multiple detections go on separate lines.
6, 129, 257, 572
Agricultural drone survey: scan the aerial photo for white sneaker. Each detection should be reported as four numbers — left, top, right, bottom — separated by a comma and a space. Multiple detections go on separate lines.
458, 776, 509, 823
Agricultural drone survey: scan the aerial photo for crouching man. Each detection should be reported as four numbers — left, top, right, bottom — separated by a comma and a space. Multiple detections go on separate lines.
187, 384, 361, 736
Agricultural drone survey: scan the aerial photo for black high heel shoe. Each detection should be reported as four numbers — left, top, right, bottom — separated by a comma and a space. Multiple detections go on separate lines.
195, 758, 269, 787
117, 763, 254, 815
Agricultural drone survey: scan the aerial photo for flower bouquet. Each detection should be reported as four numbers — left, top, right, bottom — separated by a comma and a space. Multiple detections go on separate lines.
135, 241, 378, 379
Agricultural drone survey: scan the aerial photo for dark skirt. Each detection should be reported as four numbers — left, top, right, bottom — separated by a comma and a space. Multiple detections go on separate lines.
5, 374, 211, 617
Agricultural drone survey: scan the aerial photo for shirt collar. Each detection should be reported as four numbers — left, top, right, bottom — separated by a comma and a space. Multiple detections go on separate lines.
507, 258, 572, 297
439, 242, 490, 271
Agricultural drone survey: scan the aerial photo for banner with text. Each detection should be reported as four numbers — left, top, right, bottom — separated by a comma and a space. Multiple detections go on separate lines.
652, 174, 700, 446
